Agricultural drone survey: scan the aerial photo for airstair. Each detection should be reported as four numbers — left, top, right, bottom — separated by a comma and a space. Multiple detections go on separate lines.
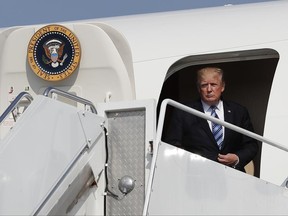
0, 89, 288, 215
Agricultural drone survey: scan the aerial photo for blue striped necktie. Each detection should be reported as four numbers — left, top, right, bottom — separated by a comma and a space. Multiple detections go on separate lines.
210, 106, 223, 149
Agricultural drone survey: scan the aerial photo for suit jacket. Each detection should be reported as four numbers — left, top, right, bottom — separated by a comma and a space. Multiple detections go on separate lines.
164, 99, 258, 172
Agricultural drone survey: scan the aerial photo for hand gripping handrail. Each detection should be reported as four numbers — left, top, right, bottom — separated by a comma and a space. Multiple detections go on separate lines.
0, 92, 33, 124
143, 98, 288, 215
43, 87, 97, 114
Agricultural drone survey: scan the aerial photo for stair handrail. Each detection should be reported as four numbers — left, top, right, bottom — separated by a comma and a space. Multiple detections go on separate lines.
143, 98, 288, 215
43, 87, 97, 114
0, 91, 33, 124
156, 99, 288, 152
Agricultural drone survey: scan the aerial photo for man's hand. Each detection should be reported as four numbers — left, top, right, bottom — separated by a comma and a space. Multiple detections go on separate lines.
217, 153, 239, 167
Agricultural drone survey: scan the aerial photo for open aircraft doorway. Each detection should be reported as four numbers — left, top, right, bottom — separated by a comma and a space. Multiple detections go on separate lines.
158, 48, 279, 178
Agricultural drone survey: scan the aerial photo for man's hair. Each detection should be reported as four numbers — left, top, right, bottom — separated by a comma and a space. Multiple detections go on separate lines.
197, 67, 225, 86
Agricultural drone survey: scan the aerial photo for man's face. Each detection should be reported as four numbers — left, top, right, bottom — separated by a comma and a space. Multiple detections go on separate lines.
198, 69, 225, 106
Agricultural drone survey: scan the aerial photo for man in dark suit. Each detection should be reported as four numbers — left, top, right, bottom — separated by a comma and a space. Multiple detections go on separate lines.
164, 67, 258, 172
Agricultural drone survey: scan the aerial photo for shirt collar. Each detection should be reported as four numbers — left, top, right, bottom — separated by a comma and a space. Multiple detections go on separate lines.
201, 100, 223, 112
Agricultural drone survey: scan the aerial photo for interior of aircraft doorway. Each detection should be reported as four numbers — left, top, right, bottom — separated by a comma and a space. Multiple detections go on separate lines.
158, 49, 279, 178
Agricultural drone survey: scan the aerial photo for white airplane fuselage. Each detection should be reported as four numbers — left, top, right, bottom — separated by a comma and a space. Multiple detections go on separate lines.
1, 1, 288, 215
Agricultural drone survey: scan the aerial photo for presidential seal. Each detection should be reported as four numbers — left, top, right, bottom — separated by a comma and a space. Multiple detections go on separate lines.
27, 24, 81, 81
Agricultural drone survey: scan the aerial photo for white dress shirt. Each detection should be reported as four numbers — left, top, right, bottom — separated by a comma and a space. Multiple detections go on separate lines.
201, 100, 225, 138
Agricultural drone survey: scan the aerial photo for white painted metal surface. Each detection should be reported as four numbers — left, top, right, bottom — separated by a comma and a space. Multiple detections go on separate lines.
146, 142, 288, 215
87, 1, 288, 186
1, 1, 288, 215
0, 23, 135, 132
0, 95, 105, 215
97, 1, 288, 100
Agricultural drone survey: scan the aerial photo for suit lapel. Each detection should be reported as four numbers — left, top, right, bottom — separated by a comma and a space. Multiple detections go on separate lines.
193, 100, 217, 144
222, 102, 233, 149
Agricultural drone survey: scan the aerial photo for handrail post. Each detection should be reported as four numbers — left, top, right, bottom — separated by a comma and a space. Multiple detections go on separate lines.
43, 87, 97, 114
0, 92, 33, 125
